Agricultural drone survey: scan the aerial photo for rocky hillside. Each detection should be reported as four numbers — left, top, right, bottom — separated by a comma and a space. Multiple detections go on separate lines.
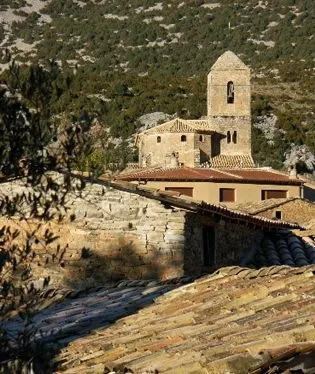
1, 0, 314, 74
0, 0, 314, 170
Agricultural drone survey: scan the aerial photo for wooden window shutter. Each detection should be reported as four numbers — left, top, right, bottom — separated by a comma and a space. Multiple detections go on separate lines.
219, 188, 235, 202
261, 190, 287, 200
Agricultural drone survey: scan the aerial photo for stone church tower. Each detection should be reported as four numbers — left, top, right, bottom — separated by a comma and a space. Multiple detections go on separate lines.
135, 51, 254, 169
207, 51, 252, 160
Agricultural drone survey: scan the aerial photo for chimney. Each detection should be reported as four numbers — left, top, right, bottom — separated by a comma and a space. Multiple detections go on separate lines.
169, 152, 179, 168
289, 166, 297, 179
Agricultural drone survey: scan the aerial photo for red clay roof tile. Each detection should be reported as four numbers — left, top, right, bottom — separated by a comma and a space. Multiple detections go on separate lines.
118, 167, 303, 185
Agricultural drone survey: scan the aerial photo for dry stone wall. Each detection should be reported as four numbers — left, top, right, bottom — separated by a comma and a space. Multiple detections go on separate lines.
0, 173, 264, 288
0, 174, 189, 288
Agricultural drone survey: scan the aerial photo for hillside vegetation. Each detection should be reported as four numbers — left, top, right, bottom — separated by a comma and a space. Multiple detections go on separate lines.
0, 0, 314, 171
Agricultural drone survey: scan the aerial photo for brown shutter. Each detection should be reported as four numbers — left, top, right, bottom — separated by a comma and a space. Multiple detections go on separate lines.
165, 187, 193, 197
261, 190, 287, 200
219, 188, 235, 202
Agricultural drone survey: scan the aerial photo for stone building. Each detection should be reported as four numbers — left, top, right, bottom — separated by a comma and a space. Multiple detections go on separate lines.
224, 197, 315, 226
127, 51, 306, 204
0, 173, 305, 285
136, 51, 253, 168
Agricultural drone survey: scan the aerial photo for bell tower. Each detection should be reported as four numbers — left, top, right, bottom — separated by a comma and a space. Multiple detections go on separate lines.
207, 51, 252, 158
207, 50, 251, 117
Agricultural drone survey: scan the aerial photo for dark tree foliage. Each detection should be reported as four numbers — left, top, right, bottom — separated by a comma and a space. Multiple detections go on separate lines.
0, 63, 87, 372
0, 61, 64, 176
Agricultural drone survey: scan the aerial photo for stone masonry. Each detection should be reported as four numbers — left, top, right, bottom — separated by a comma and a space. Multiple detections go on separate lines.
136, 51, 253, 168
0, 173, 192, 288
256, 198, 315, 225
0, 172, 272, 288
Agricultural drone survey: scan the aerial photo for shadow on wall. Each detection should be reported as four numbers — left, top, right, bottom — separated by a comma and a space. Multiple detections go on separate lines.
62, 236, 183, 289
304, 184, 315, 202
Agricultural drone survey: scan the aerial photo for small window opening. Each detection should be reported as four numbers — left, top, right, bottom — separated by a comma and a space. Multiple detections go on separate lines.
232, 131, 237, 144
275, 210, 282, 219
181, 135, 187, 142
199, 135, 204, 142
157, 136, 161, 143
227, 81, 234, 104
227, 131, 231, 144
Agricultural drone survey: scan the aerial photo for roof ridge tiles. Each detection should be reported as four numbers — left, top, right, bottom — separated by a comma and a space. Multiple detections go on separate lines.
249, 197, 300, 215
137, 117, 213, 136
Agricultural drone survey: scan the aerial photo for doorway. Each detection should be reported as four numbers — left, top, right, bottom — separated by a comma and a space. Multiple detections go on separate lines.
202, 226, 216, 267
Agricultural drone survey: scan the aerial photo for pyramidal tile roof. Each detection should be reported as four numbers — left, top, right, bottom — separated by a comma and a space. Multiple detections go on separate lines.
137, 118, 213, 136
210, 50, 249, 71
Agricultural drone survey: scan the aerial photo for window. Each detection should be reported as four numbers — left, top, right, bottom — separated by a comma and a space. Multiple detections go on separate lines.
227, 81, 234, 104
157, 136, 161, 143
165, 187, 193, 197
203, 226, 215, 267
232, 131, 237, 144
261, 190, 287, 200
199, 135, 204, 142
181, 135, 187, 142
219, 188, 235, 202
275, 210, 283, 219
227, 131, 231, 143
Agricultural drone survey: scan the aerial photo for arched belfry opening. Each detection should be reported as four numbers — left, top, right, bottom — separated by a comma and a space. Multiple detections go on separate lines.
233, 131, 237, 144
227, 131, 231, 143
227, 81, 234, 104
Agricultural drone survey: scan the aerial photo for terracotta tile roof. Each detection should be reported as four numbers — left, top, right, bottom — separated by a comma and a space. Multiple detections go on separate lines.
195, 200, 304, 230
241, 232, 315, 268
224, 197, 299, 215
0, 173, 305, 235
117, 166, 232, 181
226, 168, 297, 182
117, 166, 303, 185
9, 265, 314, 373
210, 154, 255, 168
137, 118, 213, 137
93, 177, 304, 230
294, 219, 315, 237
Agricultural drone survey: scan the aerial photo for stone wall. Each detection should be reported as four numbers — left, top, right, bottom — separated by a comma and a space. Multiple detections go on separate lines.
209, 115, 251, 156
0, 173, 266, 288
139, 132, 196, 167
207, 69, 250, 117
182, 213, 261, 275
194, 133, 212, 164
256, 199, 315, 225
0, 175, 189, 288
